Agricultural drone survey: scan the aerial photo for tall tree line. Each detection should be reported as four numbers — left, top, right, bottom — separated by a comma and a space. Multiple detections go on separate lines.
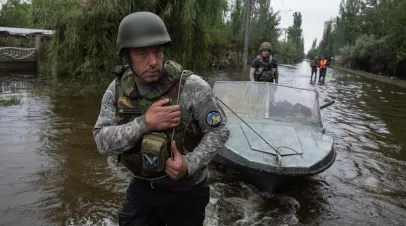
0, 0, 305, 79
307, 0, 406, 79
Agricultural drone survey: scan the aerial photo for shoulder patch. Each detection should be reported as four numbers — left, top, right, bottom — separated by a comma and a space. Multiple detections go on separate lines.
206, 111, 222, 127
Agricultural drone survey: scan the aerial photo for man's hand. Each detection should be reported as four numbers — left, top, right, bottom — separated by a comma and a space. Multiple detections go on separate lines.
145, 98, 181, 131
249, 68, 256, 81
165, 141, 188, 180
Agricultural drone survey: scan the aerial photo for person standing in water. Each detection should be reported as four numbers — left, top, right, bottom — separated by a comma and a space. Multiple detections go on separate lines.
93, 11, 230, 226
310, 56, 319, 83
319, 56, 328, 83
249, 42, 279, 83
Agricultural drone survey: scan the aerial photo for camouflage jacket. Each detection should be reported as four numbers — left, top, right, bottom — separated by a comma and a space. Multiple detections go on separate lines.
93, 62, 230, 185
310, 59, 319, 67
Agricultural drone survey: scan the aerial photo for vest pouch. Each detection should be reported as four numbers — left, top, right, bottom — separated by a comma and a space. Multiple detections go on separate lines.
259, 70, 275, 82
140, 133, 168, 175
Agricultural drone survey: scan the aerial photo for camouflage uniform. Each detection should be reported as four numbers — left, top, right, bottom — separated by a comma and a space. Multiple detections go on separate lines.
94, 11, 230, 226
93, 62, 230, 225
253, 55, 279, 82
93, 64, 230, 185
251, 42, 279, 83
310, 59, 319, 82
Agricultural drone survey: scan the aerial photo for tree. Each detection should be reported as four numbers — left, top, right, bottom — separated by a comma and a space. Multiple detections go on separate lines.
242, 0, 252, 68
284, 12, 304, 62
307, 38, 318, 59
0, 0, 307, 78
309, 0, 406, 79
0, 0, 31, 27
249, 0, 280, 60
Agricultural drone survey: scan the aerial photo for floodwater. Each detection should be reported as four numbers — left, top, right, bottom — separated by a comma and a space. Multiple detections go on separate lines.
0, 61, 405, 226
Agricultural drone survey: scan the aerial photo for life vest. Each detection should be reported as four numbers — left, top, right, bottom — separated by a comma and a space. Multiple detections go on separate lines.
319, 59, 327, 69
115, 60, 204, 179
254, 55, 276, 82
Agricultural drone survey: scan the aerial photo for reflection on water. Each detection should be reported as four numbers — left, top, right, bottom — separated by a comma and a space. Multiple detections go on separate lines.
0, 62, 406, 226
1, 75, 36, 95
0, 73, 52, 225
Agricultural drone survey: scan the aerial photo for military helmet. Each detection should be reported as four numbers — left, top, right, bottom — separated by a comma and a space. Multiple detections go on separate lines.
116, 11, 171, 56
259, 42, 272, 52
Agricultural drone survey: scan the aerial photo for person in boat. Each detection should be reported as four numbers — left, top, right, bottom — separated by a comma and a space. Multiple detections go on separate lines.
310, 56, 319, 83
319, 56, 328, 82
93, 11, 230, 226
249, 42, 279, 83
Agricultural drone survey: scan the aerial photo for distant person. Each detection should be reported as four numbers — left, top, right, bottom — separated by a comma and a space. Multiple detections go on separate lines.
249, 42, 279, 83
310, 56, 319, 83
319, 56, 328, 83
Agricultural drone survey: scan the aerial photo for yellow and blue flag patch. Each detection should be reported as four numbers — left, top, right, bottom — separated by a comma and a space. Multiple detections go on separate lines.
206, 111, 222, 127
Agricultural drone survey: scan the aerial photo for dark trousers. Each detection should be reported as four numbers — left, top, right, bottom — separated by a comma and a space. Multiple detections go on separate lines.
319, 68, 327, 81
311, 67, 317, 82
118, 177, 210, 226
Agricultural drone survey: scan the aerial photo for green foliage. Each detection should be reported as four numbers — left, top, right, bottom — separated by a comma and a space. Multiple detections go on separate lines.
309, 0, 406, 78
249, 0, 280, 58
0, 0, 31, 27
228, 0, 245, 48
274, 40, 301, 64
283, 12, 304, 63
0, 96, 21, 106
307, 38, 318, 59
1, 0, 305, 78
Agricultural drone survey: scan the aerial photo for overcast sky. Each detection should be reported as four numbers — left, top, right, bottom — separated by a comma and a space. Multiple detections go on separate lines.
270, 0, 342, 53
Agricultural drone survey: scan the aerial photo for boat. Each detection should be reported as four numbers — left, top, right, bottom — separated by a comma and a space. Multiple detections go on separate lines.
212, 81, 336, 193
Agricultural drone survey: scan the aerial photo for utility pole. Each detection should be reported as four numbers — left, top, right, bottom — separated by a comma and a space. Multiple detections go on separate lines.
277, 9, 292, 42
284, 29, 287, 42
281, 28, 288, 42
242, 0, 251, 68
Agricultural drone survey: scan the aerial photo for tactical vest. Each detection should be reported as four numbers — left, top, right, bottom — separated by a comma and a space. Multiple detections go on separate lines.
115, 60, 204, 180
254, 55, 276, 82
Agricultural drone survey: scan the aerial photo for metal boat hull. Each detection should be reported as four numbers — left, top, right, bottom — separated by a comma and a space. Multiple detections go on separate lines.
213, 146, 336, 193
211, 81, 337, 193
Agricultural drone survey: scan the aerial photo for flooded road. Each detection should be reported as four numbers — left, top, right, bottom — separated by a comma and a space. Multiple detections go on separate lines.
1, 61, 405, 226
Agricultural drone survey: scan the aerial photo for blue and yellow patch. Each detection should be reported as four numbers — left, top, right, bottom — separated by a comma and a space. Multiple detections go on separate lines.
143, 153, 159, 168
206, 111, 222, 127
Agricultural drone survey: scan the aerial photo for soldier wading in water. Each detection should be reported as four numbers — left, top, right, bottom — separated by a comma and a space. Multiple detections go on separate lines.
249, 42, 279, 83
93, 11, 230, 226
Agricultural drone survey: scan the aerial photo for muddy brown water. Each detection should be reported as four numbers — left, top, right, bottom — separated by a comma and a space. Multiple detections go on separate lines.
1, 61, 405, 226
